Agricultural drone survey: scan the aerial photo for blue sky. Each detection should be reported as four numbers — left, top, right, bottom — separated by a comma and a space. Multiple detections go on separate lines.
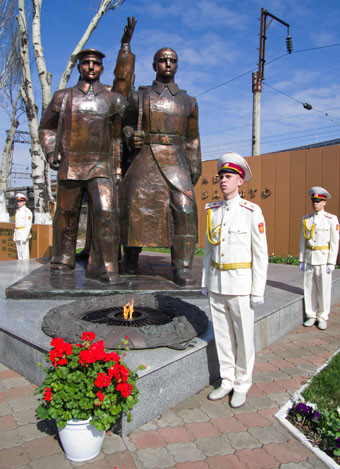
2, 0, 340, 187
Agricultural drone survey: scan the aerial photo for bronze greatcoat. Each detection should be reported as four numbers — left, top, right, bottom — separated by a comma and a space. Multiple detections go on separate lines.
39, 48, 134, 278
120, 80, 201, 269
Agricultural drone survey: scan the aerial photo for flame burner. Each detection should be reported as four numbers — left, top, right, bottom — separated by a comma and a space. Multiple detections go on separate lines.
42, 293, 209, 350
83, 306, 174, 328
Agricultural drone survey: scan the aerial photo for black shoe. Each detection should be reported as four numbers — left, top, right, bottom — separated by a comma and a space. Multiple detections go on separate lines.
173, 268, 195, 287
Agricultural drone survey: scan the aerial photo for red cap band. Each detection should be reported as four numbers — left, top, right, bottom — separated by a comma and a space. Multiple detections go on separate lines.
219, 162, 245, 178
311, 193, 327, 200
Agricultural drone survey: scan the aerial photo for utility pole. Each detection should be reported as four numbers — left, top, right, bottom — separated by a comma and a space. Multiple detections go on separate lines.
252, 8, 292, 156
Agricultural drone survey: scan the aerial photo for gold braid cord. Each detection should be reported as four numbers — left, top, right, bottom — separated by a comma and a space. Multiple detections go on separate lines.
207, 209, 222, 245
303, 219, 315, 240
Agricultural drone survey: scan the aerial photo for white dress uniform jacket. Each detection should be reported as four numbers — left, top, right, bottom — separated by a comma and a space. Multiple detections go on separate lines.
202, 195, 268, 296
299, 210, 339, 266
13, 205, 32, 242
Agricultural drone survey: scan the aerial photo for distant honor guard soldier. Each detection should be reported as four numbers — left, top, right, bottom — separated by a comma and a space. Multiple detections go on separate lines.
299, 186, 339, 330
13, 193, 32, 260
202, 152, 268, 408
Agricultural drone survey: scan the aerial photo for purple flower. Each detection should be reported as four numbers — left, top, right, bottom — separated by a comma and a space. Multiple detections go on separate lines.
311, 411, 320, 421
296, 402, 312, 416
336, 437, 340, 449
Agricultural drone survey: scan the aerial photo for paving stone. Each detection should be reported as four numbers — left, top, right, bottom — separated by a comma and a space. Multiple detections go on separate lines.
268, 392, 293, 406
263, 440, 311, 463
8, 396, 38, 412
235, 447, 279, 468
0, 369, 21, 380
185, 421, 220, 439
0, 363, 8, 372
129, 429, 166, 449
79, 459, 110, 469
211, 416, 246, 433
101, 433, 127, 453
226, 431, 262, 450
4, 384, 37, 400
235, 412, 270, 428
247, 396, 277, 410
17, 422, 48, 441
104, 450, 137, 468
279, 462, 322, 468
200, 403, 233, 418
156, 410, 184, 428
0, 402, 10, 418
23, 435, 61, 459
176, 408, 210, 423
1, 377, 31, 389
248, 425, 288, 444
253, 369, 291, 383
13, 407, 38, 425
0, 445, 31, 469
25, 453, 73, 469
159, 426, 194, 444
166, 442, 205, 463
135, 447, 175, 469
174, 461, 209, 469
306, 456, 329, 468
195, 436, 234, 456
205, 453, 245, 468
174, 395, 199, 410
0, 429, 23, 449
138, 420, 158, 431
0, 413, 17, 430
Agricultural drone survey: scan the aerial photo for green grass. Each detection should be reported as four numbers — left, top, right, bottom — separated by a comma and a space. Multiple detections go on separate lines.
302, 351, 340, 411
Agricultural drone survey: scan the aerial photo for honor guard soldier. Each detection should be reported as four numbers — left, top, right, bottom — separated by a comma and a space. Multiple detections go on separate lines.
299, 186, 339, 330
13, 193, 32, 260
202, 152, 268, 408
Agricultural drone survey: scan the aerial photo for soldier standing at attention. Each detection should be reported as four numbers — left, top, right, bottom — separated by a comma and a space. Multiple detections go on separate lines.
202, 152, 268, 408
13, 193, 32, 260
299, 186, 339, 330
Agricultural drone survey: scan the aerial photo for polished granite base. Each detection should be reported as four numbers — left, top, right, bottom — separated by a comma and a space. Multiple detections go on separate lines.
5, 252, 202, 299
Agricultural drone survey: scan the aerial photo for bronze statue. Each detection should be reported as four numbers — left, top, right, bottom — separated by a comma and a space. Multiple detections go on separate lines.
120, 47, 202, 286
39, 18, 136, 284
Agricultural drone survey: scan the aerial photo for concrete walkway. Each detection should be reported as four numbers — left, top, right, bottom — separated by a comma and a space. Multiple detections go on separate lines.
1, 305, 339, 468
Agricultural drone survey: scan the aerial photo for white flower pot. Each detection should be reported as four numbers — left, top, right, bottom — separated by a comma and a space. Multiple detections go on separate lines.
57, 418, 105, 462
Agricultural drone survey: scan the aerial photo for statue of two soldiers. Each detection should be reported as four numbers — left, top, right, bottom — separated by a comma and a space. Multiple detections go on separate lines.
39, 18, 201, 287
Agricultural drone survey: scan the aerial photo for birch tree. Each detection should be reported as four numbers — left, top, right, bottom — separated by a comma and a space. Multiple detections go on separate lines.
16, 0, 126, 223
0, 0, 24, 220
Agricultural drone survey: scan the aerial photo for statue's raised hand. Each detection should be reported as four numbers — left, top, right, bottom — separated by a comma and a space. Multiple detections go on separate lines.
121, 17, 137, 45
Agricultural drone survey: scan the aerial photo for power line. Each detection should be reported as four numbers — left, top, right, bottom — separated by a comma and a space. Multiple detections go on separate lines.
195, 42, 340, 99
263, 82, 340, 126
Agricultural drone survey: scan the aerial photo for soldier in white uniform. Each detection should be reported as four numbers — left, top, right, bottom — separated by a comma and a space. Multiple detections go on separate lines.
13, 193, 32, 260
202, 153, 268, 408
299, 186, 339, 330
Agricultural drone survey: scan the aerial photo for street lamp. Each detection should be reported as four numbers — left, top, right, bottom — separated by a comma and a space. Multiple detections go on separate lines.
252, 8, 292, 156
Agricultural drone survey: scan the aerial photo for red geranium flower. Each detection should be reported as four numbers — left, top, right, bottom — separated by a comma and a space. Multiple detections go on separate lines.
43, 387, 52, 402
94, 372, 111, 388
81, 331, 96, 342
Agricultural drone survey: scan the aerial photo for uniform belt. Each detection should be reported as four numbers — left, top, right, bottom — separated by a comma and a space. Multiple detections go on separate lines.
16, 227, 25, 229
211, 260, 252, 271
306, 244, 329, 251
144, 134, 185, 145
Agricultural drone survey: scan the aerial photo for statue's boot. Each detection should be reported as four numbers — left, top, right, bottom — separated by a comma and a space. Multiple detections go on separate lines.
171, 234, 196, 287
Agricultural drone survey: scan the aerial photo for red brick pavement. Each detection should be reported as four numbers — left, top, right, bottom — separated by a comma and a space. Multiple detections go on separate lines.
1, 306, 339, 468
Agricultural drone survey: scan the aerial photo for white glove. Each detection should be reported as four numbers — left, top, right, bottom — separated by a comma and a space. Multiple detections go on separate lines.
201, 287, 208, 296
250, 295, 264, 307
327, 264, 335, 274
299, 262, 305, 272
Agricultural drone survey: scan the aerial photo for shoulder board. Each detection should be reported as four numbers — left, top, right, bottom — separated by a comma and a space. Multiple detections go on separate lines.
303, 213, 313, 220
205, 201, 223, 210
138, 86, 149, 90
239, 199, 255, 211
324, 212, 333, 219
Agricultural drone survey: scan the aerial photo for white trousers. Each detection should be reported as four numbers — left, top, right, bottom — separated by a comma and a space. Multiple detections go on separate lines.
209, 291, 255, 393
304, 264, 332, 321
15, 240, 30, 260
